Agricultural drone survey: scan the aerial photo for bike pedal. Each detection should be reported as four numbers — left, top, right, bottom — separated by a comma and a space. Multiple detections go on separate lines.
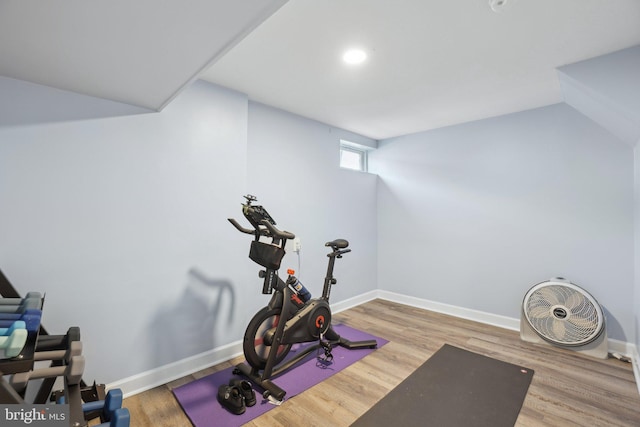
267, 395, 283, 406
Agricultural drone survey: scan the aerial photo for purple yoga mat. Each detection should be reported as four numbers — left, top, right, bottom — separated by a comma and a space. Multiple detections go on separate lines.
173, 324, 386, 427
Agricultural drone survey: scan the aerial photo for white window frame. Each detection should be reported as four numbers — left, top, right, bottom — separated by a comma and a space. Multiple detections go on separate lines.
340, 140, 372, 172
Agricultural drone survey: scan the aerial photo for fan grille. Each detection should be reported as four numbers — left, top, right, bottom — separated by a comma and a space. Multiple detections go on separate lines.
523, 282, 604, 346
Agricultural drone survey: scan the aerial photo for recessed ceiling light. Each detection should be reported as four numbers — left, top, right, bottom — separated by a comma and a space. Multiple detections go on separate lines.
343, 49, 367, 65
489, 0, 511, 12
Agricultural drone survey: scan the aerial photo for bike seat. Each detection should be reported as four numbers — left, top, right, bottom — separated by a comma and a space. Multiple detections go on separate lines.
325, 239, 349, 249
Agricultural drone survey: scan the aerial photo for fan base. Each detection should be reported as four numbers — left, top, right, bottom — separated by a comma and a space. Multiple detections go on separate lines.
520, 312, 609, 359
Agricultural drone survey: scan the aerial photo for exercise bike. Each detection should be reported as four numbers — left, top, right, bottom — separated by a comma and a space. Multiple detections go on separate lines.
228, 195, 377, 401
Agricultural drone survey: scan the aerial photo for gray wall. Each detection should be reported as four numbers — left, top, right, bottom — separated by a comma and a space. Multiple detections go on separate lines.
370, 103, 635, 341
0, 79, 377, 385
0, 75, 151, 127
0, 80, 250, 382
245, 102, 378, 304
558, 45, 640, 351
0, 66, 637, 388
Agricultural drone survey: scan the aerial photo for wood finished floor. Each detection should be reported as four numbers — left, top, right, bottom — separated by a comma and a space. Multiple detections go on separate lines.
120, 299, 640, 426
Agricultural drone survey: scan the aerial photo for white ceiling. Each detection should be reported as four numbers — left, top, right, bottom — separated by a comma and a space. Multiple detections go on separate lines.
0, 1, 639, 140
201, 0, 640, 140
0, 0, 287, 111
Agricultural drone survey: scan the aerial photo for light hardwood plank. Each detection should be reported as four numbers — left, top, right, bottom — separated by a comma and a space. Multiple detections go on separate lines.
121, 299, 640, 426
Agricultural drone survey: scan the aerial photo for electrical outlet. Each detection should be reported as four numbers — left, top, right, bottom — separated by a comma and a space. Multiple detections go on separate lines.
293, 237, 301, 253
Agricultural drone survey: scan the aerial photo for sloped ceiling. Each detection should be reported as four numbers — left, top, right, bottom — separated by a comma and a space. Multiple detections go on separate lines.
201, 0, 640, 140
1, 1, 639, 139
558, 46, 640, 146
0, 0, 287, 111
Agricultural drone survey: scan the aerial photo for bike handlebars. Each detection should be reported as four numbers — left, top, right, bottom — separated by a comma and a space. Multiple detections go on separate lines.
227, 217, 295, 241
260, 220, 295, 240
228, 218, 259, 235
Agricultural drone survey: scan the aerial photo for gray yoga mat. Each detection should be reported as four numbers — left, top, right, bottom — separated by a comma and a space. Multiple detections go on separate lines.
352, 344, 534, 427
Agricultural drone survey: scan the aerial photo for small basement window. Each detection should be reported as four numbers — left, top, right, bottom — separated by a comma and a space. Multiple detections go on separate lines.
340, 140, 370, 172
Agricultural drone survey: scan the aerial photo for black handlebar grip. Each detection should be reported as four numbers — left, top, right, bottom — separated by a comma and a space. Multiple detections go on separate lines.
228, 218, 255, 235
260, 220, 295, 240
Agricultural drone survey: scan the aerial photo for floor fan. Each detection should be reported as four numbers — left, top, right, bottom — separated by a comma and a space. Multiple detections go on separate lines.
520, 278, 608, 359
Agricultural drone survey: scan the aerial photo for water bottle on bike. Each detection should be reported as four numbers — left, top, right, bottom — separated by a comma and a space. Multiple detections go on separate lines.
286, 269, 311, 308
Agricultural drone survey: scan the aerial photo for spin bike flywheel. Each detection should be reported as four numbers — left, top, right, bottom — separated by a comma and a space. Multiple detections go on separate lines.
243, 306, 292, 370
243, 303, 333, 370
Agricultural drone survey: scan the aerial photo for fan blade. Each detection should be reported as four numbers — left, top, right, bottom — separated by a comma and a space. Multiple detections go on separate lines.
552, 319, 567, 342
524, 281, 605, 346
526, 305, 551, 320
539, 287, 562, 306
564, 290, 584, 311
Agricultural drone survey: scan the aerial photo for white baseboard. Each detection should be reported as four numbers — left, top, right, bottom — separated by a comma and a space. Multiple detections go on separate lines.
608, 338, 631, 357
108, 291, 378, 398
108, 340, 243, 398
331, 290, 379, 314
108, 290, 638, 398
376, 290, 520, 331
629, 343, 640, 397
376, 290, 633, 357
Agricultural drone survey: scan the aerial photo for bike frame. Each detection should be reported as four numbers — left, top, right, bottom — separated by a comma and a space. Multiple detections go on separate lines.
229, 196, 376, 401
